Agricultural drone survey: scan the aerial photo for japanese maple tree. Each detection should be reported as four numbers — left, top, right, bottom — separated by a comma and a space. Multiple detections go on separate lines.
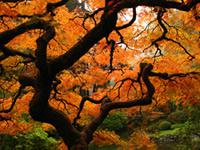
0, 0, 199, 149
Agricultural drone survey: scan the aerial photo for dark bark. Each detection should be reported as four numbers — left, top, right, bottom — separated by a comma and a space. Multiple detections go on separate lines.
49, 12, 118, 76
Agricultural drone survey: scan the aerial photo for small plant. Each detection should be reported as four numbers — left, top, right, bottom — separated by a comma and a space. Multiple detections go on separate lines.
129, 130, 157, 150
0, 127, 58, 150
93, 130, 127, 148
167, 101, 177, 112
158, 120, 171, 130
101, 112, 128, 131
21, 112, 31, 123
168, 110, 188, 123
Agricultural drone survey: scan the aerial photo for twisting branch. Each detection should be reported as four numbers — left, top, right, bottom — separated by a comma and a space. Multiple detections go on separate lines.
46, 0, 69, 16
143, 8, 167, 54
144, 8, 195, 59
0, 85, 24, 113
116, 8, 137, 30
71, 8, 105, 31
0, 0, 199, 148
83, 63, 155, 143
1, 0, 69, 18
111, 77, 138, 100
72, 96, 108, 126
164, 37, 195, 60
0, 17, 55, 76
0, 18, 53, 45
83, 62, 200, 143
51, 78, 62, 96
0, 45, 35, 61
133, 19, 157, 38
150, 71, 200, 79
80, 8, 104, 31
50, 78, 79, 110
35, 19, 55, 73
0, 114, 12, 122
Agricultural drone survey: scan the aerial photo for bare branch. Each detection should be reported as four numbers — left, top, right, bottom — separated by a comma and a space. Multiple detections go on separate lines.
150, 71, 200, 79
0, 85, 24, 113
144, 8, 195, 59
116, 8, 136, 30
83, 63, 155, 142
72, 96, 107, 126
0, 45, 35, 61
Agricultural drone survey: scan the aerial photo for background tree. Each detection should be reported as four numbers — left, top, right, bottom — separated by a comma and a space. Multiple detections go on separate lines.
0, 0, 199, 149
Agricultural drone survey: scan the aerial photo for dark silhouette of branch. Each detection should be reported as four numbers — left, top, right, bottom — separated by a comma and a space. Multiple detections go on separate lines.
150, 71, 200, 79
74, 7, 105, 31
72, 96, 107, 126
0, 45, 35, 61
0, 114, 12, 122
83, 63, 155, 142
0, 85, 24, 113
116, 8, 137, 30
143, 8, 195, 59
0, 0, 69, 18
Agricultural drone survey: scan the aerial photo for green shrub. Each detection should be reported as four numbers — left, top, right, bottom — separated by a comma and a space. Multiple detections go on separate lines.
168, 110, 188, 123
0, 127, 58, 150
131, 114, 143, 127
158, 121, 171, 130
0, 134, 17, 150
101, 112, 128, 131
167, 101, 177, 112
192, 138, 200, 150
21, 112, 31, 123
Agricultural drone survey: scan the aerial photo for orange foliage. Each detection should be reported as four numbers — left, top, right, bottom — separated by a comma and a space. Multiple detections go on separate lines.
93, 130, 127, 148
129, 130, 157, 150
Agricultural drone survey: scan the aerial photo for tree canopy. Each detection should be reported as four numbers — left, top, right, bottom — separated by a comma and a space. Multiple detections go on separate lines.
0, 0, 199, 149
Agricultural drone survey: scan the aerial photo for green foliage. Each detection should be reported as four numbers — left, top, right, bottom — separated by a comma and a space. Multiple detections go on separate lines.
168, 110, 188, 123
0, 134, 16, 150
158, 128, 180, 136
21, 112, 31, 123
152, 106, 200, 149
181, 106, 200, 135
158, 121, 171, 130
101, 112, 128, 131
0, 127, 58, 150
171, 123, 186, 129
191, 138, 200, 150
0, 90, 11, 98
167, 101, 177, 112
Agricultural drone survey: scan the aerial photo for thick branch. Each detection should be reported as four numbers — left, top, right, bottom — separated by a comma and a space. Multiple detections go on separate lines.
83, 63, 155, 143
117, 0, 199, 12
73, 96, 107, 126
29, 83, 81, 147
0, 45, 35, 61
35, 20, 55, 73
1, 0, 69, 17
0, 18, 53, 45
46, 0, 69, 15
150, 71, 200, 79
49, 12, 118, 76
